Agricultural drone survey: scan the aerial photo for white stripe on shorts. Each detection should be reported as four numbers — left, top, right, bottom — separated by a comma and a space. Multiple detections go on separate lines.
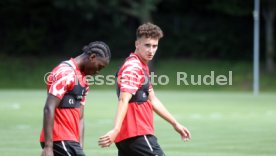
144, 135, 153, 152
61, 141, 72, 156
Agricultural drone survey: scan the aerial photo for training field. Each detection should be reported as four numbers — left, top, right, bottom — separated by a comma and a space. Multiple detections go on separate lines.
0, 90, 275, 156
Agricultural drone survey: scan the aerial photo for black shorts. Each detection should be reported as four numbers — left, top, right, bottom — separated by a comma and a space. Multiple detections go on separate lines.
115, 135, 165, 156
41, 141, 85, 156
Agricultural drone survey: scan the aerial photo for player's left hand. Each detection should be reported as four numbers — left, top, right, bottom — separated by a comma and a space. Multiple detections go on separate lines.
173, 122, 191, 141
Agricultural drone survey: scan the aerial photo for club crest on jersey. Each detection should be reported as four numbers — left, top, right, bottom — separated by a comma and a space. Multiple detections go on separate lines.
69, 99, 74, 105
142, 93, 146, 98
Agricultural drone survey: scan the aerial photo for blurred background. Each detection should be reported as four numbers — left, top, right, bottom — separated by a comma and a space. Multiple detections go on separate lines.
0, 0, 275, 156
0, 0, 275, 90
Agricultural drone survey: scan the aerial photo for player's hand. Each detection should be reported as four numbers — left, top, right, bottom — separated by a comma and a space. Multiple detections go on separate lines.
98, 129, 119, 148
173, 122, 191, 141
41, 146, 54, 156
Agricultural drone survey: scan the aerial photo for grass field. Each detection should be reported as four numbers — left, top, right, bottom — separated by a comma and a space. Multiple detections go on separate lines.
0, 90, 275, 156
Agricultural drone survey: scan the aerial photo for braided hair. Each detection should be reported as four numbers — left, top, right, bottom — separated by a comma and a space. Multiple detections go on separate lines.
82, 41, 111, 60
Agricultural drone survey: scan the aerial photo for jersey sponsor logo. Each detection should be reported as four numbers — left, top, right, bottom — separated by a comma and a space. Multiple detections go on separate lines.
69, 98, 74, 105
142, 92, 146, 98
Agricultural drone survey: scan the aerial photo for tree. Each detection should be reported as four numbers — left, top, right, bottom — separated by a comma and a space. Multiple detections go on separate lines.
208, 0, 275, 73
115, 0, 160, 23
109, 0, 162, 72
53, 0, 160, 23
263, 0, 276, 73
207, 0, 252, 16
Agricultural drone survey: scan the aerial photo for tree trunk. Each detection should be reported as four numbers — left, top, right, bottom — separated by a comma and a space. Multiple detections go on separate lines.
136, 1, 157, 74
139, 11, 156, 74
264, 9, 275, 73
118, 0, 159, 73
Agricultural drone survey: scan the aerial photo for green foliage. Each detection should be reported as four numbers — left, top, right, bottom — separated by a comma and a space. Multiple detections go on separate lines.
53, 0, 99, 20
155, 14, 252, 59
0, 0, 268, 60
207, 0, 252, 16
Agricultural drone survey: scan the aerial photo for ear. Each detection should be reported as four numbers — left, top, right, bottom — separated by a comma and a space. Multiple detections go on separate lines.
89, 53, 97, 62
135, 40, 139, 49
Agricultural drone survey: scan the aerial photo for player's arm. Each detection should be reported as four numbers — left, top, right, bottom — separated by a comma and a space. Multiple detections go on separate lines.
42, 68, 74, 156
98, 92, 132, 148
79, 87, 88, 148
79, 104, 85, 148
41, 94, 61, 156
148, 90, 191, 141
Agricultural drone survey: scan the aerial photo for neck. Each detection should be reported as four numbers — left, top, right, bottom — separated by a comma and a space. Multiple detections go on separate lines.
134, 50, 148, 64
74, 53, 86, 72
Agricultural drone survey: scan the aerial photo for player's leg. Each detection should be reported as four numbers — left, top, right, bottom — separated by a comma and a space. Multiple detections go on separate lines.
115, 141, 131, 156
65, 141, 86, 156
145, 135, 165, 156
41, 141, 73, 156
116, 135, 165, 156
130, 135, 165, 156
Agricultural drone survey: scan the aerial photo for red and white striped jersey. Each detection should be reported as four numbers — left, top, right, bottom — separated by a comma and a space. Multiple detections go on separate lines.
40, 58, 89, 143
115, 53, 154, 143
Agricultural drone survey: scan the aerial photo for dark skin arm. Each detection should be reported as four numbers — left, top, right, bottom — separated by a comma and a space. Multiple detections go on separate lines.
79, 104, 85, 148
41, 94, 61, 156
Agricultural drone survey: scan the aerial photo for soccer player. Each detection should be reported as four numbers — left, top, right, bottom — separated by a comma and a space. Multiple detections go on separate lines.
40, 41, 111, 156
98, 23, 191, 156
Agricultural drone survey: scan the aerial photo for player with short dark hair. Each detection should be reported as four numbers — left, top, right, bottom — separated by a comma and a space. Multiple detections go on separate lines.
98, 23, 191, 156
40, 41, 111, 156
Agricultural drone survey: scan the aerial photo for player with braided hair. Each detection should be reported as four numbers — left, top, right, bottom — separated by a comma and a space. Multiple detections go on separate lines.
82, 41, 111, 58
40, 41, 111, 156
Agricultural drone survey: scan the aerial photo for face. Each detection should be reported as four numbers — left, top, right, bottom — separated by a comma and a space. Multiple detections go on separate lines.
84, 54, 109, 76
135, 36, 159, 63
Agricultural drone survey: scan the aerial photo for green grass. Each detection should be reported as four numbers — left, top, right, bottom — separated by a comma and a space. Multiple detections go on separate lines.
0, 57, 276, 91
0, 90, 275, 156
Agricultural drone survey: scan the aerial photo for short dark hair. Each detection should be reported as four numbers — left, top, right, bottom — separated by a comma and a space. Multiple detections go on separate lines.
82, 41, 111, 60
136, 22, 163, 40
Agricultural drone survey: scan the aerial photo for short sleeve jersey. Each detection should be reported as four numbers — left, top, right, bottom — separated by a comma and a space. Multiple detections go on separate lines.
115, 53, 154, 143
40, 58, 89, 143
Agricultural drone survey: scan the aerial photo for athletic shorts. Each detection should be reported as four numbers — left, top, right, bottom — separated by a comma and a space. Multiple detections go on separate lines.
41, 141, 85, 156
115, 135, 165, 156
